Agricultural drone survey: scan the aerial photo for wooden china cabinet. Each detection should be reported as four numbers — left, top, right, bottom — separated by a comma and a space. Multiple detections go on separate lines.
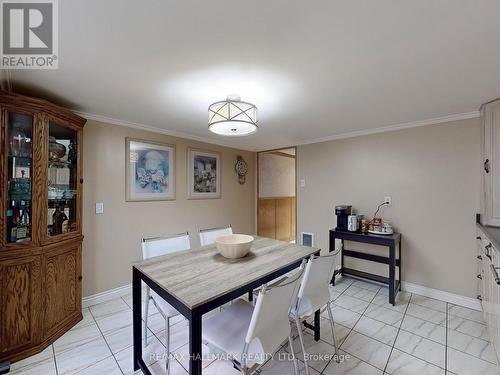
0, 91, 86, 363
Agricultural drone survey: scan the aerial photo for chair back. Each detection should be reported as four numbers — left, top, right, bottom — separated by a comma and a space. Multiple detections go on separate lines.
141, 232, 191, 260
245, 273, 302, 356
199, 225, 232, 246
295, 255, 336, 315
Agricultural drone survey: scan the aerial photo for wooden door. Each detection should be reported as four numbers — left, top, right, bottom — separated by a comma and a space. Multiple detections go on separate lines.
276, 198, 292, 241
258, 197, 296, 241
0, 255, 42, 356
258, 198, 276, 238
43, 243, 82, 337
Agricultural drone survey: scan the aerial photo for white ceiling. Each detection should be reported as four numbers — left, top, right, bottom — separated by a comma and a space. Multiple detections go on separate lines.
6, 0, 500, 151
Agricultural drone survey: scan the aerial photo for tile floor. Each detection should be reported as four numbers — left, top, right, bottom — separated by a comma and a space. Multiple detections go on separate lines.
8, 276, 500, 375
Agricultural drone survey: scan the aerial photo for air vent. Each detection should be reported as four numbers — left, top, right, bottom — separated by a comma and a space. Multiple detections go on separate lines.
301, 232, 314, 247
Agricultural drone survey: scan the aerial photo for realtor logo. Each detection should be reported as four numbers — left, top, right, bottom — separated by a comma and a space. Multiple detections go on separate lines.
1, 0, 58, 69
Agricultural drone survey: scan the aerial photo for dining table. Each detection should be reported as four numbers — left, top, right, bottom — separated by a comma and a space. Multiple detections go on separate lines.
132, 236, 322, 375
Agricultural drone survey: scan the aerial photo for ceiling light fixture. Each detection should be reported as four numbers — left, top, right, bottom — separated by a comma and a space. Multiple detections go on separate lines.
208, 94, 258, 136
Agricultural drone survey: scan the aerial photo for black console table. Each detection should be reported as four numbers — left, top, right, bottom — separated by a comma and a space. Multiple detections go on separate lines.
330, 230, 402, 305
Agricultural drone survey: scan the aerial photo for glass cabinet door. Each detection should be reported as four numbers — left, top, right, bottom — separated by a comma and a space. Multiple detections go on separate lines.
5, 112, 33, 244
47, 121, 78, 237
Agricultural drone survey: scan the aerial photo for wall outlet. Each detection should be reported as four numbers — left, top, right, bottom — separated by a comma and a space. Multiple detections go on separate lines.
95, 202, 104, 214
384, 196, 392, 206
300, 179, 306, 187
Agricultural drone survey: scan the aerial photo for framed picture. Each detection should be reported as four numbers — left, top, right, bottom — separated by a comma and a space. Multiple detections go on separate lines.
187, 148, 221, 199
126, 138, 175, 201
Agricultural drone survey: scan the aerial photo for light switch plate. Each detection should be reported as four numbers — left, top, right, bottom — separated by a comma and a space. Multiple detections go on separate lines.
95, 202, 104, 214
300, 179, 306, 187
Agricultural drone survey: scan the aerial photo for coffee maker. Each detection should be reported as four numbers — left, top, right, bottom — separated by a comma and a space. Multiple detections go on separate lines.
335, 205, 352, 231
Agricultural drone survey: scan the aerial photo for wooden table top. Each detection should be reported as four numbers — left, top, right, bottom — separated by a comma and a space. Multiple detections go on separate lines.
134, 236, 319, 309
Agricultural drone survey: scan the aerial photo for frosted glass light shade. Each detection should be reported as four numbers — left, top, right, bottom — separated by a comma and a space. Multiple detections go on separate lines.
208, 96, 258, 136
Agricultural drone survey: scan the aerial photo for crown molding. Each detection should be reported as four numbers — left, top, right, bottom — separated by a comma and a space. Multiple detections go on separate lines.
72, 110, 256, 151
73, 109, 480, 153
287, 111, 481, 149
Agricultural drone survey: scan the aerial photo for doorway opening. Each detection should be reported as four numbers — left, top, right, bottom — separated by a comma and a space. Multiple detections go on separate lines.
257, 147, 296, 242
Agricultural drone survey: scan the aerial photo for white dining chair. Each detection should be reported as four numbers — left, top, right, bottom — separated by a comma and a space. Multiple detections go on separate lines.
202, 272, 303, 375
289, 254, 338, 375
141, 232, 191, 375
199, 225, 232, 246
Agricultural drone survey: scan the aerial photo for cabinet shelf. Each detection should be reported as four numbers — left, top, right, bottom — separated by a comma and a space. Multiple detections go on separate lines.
48, 199, 75, 208
49, 160, 74, 169
8, 155, 31, 161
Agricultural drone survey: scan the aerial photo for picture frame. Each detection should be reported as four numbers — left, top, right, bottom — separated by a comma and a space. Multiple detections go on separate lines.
125, 138, 175, 201
187, 148, 221, 199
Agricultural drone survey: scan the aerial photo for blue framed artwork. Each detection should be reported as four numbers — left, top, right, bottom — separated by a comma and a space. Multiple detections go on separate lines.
126, 138, 175, 201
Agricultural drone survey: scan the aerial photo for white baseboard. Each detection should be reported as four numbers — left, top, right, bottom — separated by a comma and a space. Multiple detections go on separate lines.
82, 280, 482, 312
402, 281, 482, 311
82, 284, 131, 308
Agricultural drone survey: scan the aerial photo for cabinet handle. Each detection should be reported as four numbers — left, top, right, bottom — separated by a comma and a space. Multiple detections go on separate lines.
477, 255, 483, 260
477, 236, 482, 240
490, 265, 500, 285
477, 274, 483, 280
484, 159, 490, 173
486, 244, 493, 260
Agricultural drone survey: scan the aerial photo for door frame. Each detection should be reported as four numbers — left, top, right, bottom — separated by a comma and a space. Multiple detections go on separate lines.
257, 146, 297, 242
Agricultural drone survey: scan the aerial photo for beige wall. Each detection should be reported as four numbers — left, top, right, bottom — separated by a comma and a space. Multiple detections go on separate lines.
258, 153, 295, 198
82, 120, 256, 297
297, 118, 480, 297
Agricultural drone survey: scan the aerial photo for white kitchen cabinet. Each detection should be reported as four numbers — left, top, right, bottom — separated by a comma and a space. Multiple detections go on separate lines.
491, 243, 500, 353
477, 227, 500, 360
482, 99, 500, 227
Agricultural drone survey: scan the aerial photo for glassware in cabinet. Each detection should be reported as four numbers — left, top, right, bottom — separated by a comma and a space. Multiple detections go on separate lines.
47, 121, 78, 237
5, 112, 33, 244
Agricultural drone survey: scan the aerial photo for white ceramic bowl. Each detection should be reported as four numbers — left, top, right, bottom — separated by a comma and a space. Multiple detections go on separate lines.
215, 234, 254, 259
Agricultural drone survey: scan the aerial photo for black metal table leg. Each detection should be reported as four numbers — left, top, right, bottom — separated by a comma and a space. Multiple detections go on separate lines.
331, 269, 339, 286
248, 290, 253, 302
329, 234, 339, 285
340, 239, 344, 276
389, 245, 395, 306
314, 310, 321, 341
133, 268, 149, 373
303, 309, 322, 341
399, 237, 402, 291
189, 312, 203, 375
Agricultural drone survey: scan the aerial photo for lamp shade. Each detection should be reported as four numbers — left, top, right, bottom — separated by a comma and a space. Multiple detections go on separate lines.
208, 95, 258, 136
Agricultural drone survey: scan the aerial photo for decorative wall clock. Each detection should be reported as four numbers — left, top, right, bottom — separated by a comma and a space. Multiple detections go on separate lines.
234, 156, 248, 184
